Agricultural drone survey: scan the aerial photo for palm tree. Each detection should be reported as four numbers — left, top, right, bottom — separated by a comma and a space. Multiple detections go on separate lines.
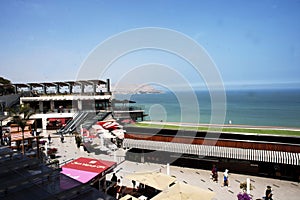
11, 104, 35, 155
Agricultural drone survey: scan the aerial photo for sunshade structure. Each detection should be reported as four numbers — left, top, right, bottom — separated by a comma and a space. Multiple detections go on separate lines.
125, 171, 176, 191
120, 194, 139, 200
10, 131, 32, 141
61, 157, 116, 183
123, 139, 300, 165
151, 182, 215, 200
10, 120, 36, 141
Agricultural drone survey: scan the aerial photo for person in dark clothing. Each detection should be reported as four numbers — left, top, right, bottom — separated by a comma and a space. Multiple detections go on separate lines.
211, 164, 218, 182
111, 173, 117, 183
60, 134, 64, 143
132, 180, 136, 190
75, 135, 82, 148
265, 185, 273, 200
116, 179, 122, 199
48, 134, 51, 144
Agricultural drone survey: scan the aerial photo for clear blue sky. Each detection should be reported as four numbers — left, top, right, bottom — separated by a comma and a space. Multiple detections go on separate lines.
0, 0, 299, 89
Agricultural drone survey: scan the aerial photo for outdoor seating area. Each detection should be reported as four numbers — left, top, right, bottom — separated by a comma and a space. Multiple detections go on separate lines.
151, 181, 215, 200
0, 146, 116, 199
1, 119, 44, 158
106, 171, 215, 200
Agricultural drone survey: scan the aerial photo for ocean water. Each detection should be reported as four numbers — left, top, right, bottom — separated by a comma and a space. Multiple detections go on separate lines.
116, 89, 300, 128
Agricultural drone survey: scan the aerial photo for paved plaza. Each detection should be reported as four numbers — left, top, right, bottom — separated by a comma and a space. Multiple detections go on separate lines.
42, 131, 300, 200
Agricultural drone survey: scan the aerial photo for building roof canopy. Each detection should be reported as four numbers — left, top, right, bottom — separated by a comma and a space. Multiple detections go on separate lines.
53, 82, 70, 87
5, 79, 107, 89
88, 79, 107, 85
13, 83, 29, 88
61, 157, 116, 183
28, 83, 44, 87
42, 82, 57, 87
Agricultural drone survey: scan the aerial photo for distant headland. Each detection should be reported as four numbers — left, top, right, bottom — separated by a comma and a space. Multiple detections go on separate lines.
111, 83, 163, 94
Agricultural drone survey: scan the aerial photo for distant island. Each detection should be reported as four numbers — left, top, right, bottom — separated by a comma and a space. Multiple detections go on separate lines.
111, 83, 163, 94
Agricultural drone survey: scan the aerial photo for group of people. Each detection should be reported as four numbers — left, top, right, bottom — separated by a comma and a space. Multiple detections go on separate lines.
48, 133, 64, 143
108, 173, 123, 199
211, 165, 229, 186
211, 165, 273, 199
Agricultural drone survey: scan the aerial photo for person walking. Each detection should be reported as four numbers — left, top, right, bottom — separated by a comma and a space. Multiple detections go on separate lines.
132, 180, 136, 191
211, 164, 218, 182
75, 135, 82, 148
111, 173, 117, 183
116, 179, 122, 199
223, 169, 229, 187
265, 185, 273, 200
48, 134, 51, 144
60, 134, 64, 143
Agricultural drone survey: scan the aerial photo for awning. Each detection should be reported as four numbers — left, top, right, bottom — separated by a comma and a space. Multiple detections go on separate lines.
120, 194, 139, 200
125, 171, 176, 191
26, 120, 35, 125
10, 131, 33, 141
61, 157, 117, 183
123, 139, 300, 166
151, 181, 215, 200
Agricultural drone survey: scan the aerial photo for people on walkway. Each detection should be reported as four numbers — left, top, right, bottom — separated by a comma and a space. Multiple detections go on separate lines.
211, 164, 218, 182
265, 185, 273, 200
223, 169, 229, 187
111, 173, 118, 183
75, 134, 82, 148
48, 134, 51, 144
132, 180, 136, 191
60, 134, 64, 143
116, 179, 122, 199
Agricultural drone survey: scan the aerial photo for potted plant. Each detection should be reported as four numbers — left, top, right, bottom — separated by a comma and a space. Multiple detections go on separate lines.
47, 147, 58, 159
240, 182, 254, 191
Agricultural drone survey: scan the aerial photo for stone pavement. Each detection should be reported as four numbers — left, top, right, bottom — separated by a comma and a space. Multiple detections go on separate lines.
41, 131, 300, 200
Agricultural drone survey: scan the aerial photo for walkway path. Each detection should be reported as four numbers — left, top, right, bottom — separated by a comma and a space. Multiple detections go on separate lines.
41, 130, 300, 200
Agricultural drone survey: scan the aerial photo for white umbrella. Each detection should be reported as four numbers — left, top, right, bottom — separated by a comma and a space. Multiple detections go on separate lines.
125, 172, 176, 191
151, 182, 215, 200
97, 129, 110, 134
92, 124, 104, 130
112, 129, 125, 139
102, 131, 115, 139
119, 194, 139, 200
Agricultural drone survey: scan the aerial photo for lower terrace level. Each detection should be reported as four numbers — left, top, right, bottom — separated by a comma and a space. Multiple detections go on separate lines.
126, 148, 300, 182
123, 138, 300, 181
29, 110, 146, 130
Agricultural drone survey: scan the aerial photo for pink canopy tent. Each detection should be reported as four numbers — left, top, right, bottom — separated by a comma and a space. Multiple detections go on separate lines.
61, 157, 117, 183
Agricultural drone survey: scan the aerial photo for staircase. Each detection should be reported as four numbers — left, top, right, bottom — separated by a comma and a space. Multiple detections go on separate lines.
58, 111, 112, 134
